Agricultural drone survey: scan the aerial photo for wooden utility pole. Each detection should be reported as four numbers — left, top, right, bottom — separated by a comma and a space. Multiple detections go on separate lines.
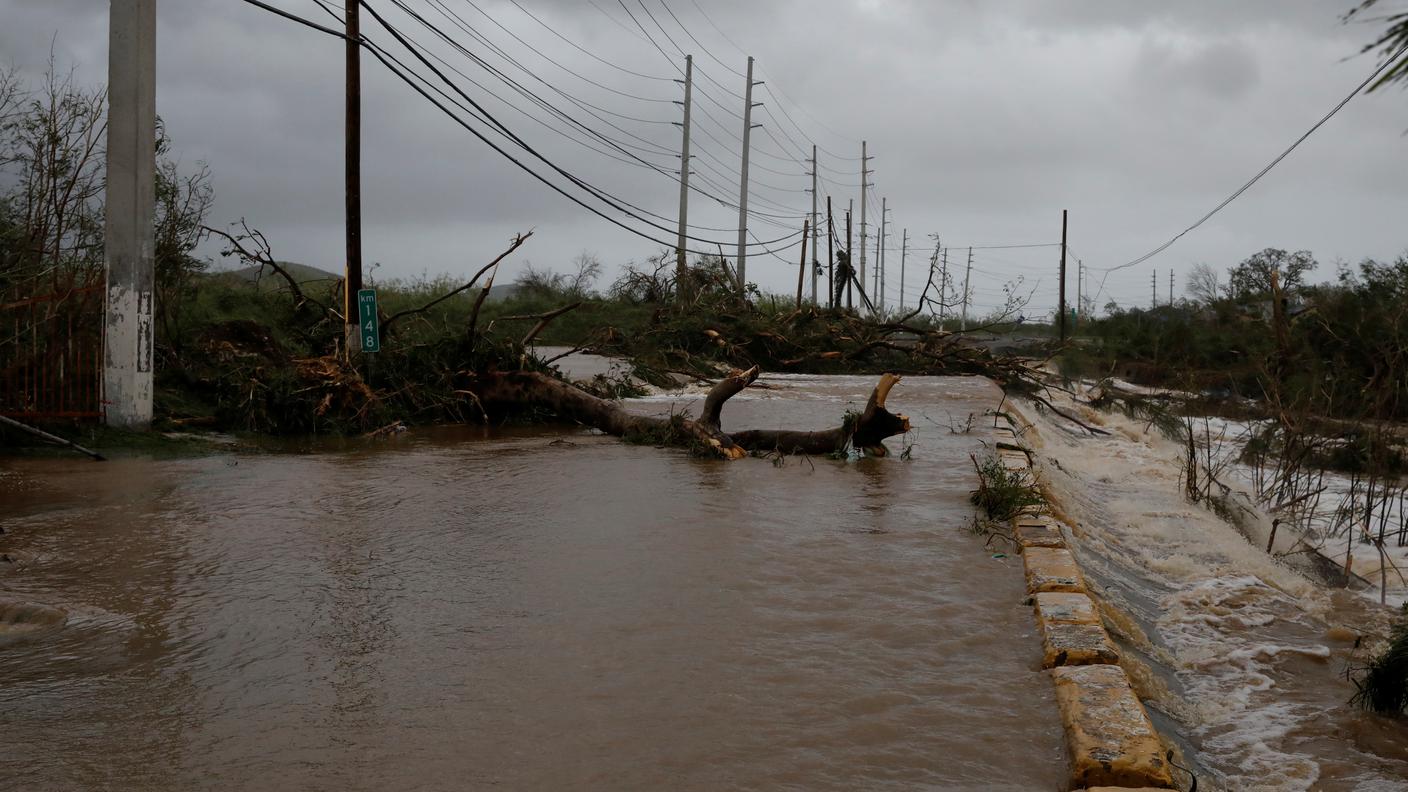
734, 56, 759, 296
1058, 208, 1068, 342
345, 0, 363, 359
826, 197, 834, 308
810, 144, 819, 305
795, 219, 809, 308
674, 54, 693, 296
103, 0, 157, 428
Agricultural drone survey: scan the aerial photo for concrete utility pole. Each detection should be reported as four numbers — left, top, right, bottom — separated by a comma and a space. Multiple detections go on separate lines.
961, 246, 973, 332
674, 55, 693, 294
858, 141, 868, 301
104, 0, 157, 429
1058, 208, 1068, 342
826, 196, 834, 308
809, 144, 819, 305
1169, 270, 1175, 307
845, 206, 853, 310
345, 0, 363, 359
795, 219, 809, 308
1152, 270, 1157, 307
1076, 260, 1083, 329
898, 228, 908, 313
939, 246, 949, 324
876, 197, 886, 313
734, 56, 760, 296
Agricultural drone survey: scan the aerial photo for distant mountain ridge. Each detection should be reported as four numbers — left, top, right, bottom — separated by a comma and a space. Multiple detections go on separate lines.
213, 262, 521, 302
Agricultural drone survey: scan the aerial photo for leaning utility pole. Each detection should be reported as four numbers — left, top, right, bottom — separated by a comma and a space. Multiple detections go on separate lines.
858, 141, 869, 301
898, 228, 908, 313
104, 0, 157, 428
809, 144, 819, 305
960, 246, 973, 332
674, 54, 693, 296
734, 56, 760, 296
345, 0, 363, 359
1058, 208, 1068, 342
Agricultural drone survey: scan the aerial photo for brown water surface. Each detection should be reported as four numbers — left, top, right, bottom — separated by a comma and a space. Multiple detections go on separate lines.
0, 375, 1064, 791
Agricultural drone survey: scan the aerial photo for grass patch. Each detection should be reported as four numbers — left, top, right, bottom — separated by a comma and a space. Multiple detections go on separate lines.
1351, 605, 1408, 716
969, 452, 1046, 523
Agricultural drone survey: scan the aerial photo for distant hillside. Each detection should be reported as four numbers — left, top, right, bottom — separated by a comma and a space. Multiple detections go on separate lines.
209, 262, 523, 303
220, 261, 341, 285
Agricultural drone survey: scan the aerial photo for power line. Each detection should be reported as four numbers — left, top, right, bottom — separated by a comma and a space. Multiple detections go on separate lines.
1092, 35, 1408, 276
452, 0, 674, 104
503, 0, 675, 82
240, 0, 803, 256
383, 1, 804, 233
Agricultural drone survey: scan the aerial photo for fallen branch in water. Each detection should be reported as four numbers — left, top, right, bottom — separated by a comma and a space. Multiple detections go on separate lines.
465, 367, 910, 459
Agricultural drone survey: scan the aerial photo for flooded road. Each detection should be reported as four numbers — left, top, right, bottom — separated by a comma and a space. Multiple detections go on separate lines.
0, 375, 1065, 791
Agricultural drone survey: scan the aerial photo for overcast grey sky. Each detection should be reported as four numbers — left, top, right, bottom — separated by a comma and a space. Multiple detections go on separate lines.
3, 0, 1405, 317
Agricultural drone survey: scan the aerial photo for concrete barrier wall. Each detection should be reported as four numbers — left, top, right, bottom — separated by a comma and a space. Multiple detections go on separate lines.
993, 419, 1175, 791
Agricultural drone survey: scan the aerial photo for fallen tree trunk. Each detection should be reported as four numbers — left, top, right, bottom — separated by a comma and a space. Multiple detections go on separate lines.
466, 366, 911, 459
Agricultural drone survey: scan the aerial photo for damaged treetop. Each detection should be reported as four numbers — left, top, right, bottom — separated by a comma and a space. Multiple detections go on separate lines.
151, 227, 1098, 442
468, 366, 912, 459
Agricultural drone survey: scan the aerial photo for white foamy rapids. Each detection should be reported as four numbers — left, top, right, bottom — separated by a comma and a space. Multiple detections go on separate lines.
1013, 390, 1406, 791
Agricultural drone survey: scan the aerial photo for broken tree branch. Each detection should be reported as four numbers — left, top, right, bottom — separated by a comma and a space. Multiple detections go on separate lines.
381, 231, 532, 337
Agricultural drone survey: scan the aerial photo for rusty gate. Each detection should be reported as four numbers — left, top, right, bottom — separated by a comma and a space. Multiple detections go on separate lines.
0, 284, 104, 420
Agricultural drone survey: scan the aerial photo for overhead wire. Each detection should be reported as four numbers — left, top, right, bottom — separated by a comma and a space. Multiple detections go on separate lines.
1087, 33, 1408, 305
246, 0, 804, 255
402, 0, 803, 232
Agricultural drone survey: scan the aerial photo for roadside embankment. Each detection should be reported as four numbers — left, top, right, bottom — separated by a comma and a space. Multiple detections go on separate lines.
994, 420, 1176, 790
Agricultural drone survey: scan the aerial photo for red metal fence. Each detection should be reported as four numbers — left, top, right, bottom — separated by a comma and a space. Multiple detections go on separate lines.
0, 285, 104, 420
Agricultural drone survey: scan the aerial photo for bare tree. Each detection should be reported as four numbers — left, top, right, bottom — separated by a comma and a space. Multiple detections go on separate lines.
569, 251, 602, 297
1186, 262, 1223, 304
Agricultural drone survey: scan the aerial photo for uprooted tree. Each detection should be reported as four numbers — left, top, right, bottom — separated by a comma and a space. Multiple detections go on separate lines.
467, 365, 911, 459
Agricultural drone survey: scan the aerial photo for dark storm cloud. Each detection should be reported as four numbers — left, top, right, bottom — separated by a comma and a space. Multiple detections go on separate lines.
1, 0, 1404, 313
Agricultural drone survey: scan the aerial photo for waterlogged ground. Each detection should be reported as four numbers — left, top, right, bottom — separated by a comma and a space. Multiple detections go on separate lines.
0, 374, 1067, 791
1021, 389, 1408, 792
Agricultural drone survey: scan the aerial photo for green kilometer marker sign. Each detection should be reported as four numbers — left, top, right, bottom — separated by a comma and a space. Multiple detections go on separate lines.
357, 289, 380, 353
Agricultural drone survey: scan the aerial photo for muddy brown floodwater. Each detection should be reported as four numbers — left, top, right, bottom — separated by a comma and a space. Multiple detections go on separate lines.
0, 375, 1065, 791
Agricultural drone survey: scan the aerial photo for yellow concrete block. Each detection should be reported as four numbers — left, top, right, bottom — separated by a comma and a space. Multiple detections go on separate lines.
1041, 622, 1120, 668
1034, 592, 1100, 625
1023, 547, 1085, 594
1052, 665, 1174, 790
1015, 516, 1064, 549
1035, 593, 1118, 667
1000, 457, 1031, 478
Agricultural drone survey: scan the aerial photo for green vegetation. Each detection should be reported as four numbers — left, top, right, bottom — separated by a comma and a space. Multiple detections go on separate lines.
969, 452, 1045, 524
1064, 248, 1408, 425
1351, 605, 1408, 715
